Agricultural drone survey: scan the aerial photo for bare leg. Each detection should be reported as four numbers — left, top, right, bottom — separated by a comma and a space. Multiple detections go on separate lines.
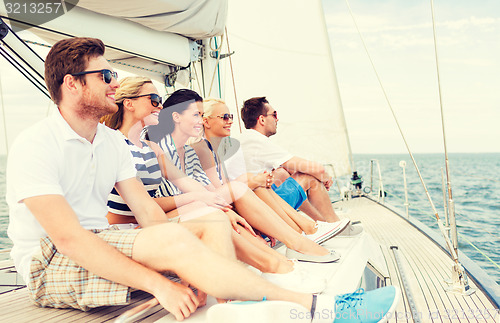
293, 173, 340, 223
215, 181, 330, 256
132, 222, 313, 309
266, 189, 317, 234
253, 187, 302, 233
298, 199, 326, 222
233, 228, 293, 274
173, 203, 292, 274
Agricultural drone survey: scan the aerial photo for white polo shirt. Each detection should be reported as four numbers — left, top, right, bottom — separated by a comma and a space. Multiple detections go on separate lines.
6, 111, 137, 282
224, 129, 293, 180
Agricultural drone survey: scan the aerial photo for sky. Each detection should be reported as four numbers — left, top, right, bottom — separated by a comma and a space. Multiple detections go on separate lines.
0, 0, 499, 154
322, 0, 500, 154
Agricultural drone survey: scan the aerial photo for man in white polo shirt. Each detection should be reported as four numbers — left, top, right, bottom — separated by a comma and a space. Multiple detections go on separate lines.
234, 97, 361, 237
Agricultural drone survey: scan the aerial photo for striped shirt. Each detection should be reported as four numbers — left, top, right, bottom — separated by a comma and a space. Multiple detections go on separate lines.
107, 137, 162, 215
157, 134, 211, 197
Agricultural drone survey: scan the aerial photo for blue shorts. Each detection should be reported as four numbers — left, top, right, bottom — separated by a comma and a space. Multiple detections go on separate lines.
271, 177, 307, 210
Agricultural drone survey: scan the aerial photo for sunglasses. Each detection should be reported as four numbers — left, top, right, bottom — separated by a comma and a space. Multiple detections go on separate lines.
71, 69, 118, 84
214, 113, 234, 121
126, 93, 163, 107
263, 111, 278, 119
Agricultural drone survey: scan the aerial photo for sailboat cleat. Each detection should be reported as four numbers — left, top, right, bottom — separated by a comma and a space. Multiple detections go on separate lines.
445, 263, 475, 296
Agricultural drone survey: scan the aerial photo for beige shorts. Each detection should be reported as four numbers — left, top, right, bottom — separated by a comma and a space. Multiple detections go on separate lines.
28, 227, 141, 311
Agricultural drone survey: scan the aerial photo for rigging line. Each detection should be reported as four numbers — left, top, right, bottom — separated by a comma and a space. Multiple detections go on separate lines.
0, 41, 46, 89
1, 39, 45, 81
207, 35, 223, 98
200, 58, 206, 98
459, 235, 500, 271
22, 39, 51, 48
344, 0, 446, 231
343, 1, 463, 265
0, 17, 46, 62
192, 63, 203, 96
0, 47, 50, 98
430, 0, 458, 258
225, 27, 242, 134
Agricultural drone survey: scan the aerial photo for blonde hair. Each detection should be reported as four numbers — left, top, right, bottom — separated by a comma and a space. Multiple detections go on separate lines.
100, 76, 152, 130
203, 98, 226, 118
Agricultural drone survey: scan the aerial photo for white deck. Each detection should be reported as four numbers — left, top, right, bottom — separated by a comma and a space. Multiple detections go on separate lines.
0, 196, 498, 322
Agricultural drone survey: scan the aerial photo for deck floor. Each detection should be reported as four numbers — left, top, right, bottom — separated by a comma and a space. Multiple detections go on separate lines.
333, 197, 499, 322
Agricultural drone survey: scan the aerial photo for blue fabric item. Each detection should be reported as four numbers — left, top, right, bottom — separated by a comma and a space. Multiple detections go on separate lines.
271, 177, 307, 210
334, 287, 398, 322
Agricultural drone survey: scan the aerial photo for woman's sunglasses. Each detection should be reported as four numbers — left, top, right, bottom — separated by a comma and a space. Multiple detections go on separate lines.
214, 113, 234, 121
126, 93, 163, 107
71, 69, 118, 84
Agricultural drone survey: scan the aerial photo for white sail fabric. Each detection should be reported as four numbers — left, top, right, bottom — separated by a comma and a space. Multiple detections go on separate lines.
222, 0, 352, 176
76, 0, 227, 39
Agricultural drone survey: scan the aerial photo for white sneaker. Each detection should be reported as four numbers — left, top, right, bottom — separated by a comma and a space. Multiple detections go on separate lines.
286, 248, 340, 263
335, 222, 364, 238
304, 218, 351, 245
261, 260, 327, 293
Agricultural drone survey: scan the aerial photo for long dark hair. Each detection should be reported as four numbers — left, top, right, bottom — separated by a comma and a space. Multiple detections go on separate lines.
147, 89, 203, 143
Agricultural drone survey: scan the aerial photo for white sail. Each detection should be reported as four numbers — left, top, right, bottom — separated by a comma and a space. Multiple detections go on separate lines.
221, 0, 353, 176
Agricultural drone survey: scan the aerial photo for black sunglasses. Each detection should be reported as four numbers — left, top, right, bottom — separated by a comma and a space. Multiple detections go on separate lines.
263, 111, 278, 119
71, 69, 118, 84
126, 93, 163, 107
214, 113, 234, 121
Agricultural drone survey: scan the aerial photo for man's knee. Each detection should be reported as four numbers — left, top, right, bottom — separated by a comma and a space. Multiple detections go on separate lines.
292, 173, 318, 190
135, 223, 200, 257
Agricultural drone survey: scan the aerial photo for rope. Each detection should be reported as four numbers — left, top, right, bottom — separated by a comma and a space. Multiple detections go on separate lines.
108, 60, 164, 74
192, 62, 203, 95
344, 0, 458, 263
22, 39, 51, 48
225, 27, 242, 133
207, 35, 223, 97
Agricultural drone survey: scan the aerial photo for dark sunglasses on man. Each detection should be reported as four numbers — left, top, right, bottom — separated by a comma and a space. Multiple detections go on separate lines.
71, 69, 118, 84
263, 111, 278, 119
125, 93, 163, 108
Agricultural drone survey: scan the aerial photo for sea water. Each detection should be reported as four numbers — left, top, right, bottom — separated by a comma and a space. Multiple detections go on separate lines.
0, 153, 498, 284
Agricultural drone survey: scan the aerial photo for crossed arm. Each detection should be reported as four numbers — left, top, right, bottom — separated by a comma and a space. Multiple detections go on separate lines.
281, 156, 333, 188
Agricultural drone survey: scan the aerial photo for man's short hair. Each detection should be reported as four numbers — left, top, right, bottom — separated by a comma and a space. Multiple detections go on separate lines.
241, 97, 269, 129
44, 37, 105, 105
